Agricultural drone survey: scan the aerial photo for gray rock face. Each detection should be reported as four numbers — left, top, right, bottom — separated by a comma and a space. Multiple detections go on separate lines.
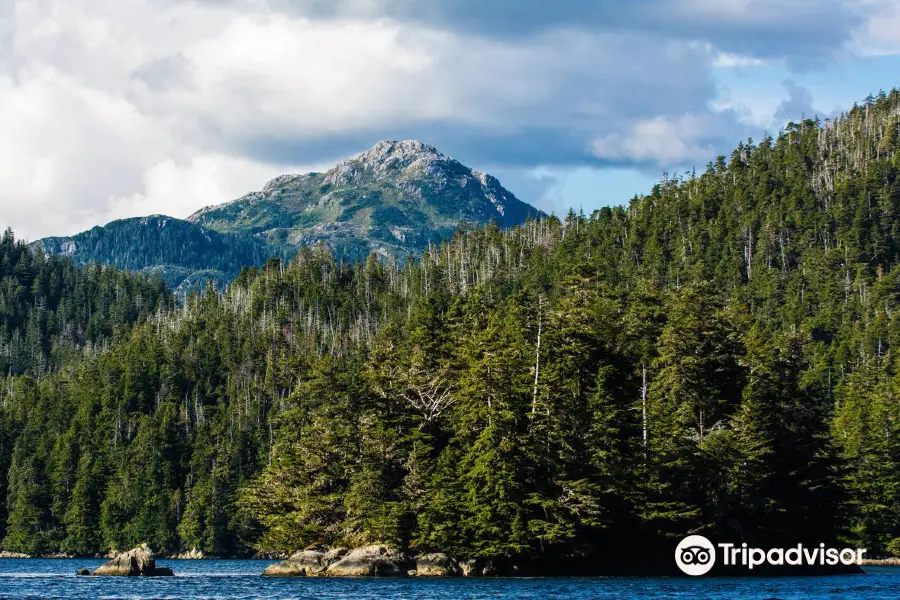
323, 548, 348, 563
263, 547, 351, 577
263, 550, 328, 577
325, 545, 411, 577
324, 140, 448, 187
414, 552, 462, 577
91, 544, 173, 576
459, 558, 483, 577
170, 547, 207, 559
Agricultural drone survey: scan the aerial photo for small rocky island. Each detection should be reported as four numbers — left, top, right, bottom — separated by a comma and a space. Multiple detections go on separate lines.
80, 544, 174, 577
263, 546, 482, 577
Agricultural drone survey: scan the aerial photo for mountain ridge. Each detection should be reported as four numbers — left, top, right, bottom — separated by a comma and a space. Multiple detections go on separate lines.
36, 140, 543, 292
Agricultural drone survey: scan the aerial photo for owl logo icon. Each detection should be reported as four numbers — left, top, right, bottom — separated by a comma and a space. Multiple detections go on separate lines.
675, 535, 716, 575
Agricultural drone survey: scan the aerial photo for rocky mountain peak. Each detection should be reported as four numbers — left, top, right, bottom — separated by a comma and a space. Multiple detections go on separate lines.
324, 139, 457, 187
362, 139, 444, 165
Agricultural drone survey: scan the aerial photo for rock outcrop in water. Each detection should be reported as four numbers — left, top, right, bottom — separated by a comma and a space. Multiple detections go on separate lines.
90, 544, 174, 576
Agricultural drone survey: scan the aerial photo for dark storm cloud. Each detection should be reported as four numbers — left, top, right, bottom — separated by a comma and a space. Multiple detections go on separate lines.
185, 24, 731, 172
167, 0, 866, 178
235, 126, 623, 170
224, 0, 861, 65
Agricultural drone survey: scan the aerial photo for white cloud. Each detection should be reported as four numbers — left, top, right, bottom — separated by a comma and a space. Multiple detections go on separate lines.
0, 0, 886, 240
850, 0, 900, 57
172, 20, 717, 141
0, 68, 164, 239
591, 112, 744, 167
181, 17, 444, 135
110, 154, 332, 226
713, 52, 768, 68
0, 1, 725, 240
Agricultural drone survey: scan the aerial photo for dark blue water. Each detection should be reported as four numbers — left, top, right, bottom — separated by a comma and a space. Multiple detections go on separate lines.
0, 559, 896, 599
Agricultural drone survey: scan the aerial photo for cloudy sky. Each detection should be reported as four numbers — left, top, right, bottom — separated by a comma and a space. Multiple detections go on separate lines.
2, 0, 899, 240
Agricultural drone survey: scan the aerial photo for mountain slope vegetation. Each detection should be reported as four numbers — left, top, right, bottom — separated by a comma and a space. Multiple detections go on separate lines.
37, 216, 281, 294
0, 229, 171, 377
2, 90, 900, 569
37, 141, 542, 293
189, 139, 540, 255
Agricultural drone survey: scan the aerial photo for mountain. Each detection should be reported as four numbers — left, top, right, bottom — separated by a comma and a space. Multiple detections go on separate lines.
189, 139, 539, 255
36, 141, 542, 292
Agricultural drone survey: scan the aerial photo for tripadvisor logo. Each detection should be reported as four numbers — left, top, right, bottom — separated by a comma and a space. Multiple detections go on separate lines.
675, 535, 867, 576
675, 535, 716, 575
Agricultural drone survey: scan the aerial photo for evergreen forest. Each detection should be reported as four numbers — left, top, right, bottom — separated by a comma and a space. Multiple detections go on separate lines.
3, 90, 900, 570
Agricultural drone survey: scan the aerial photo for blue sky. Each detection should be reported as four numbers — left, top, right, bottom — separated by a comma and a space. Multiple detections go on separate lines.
1, 0, 898, 238
533, 51, 900, 217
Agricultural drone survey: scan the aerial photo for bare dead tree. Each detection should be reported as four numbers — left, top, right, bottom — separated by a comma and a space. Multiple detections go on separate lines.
531, 294, 543, 415
372, 354, 455, 426
396, 368, 455, 425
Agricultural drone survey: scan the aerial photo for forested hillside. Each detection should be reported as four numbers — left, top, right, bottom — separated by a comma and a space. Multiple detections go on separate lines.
0, 229, 171, 377
36, 215, 287, 295
2, 90, 900, 569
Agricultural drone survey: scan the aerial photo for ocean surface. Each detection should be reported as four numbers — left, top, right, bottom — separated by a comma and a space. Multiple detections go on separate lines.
0, 559, 897, 599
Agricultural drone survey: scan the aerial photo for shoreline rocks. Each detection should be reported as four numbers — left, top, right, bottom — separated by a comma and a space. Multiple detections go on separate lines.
0, 551, 31, 559
412, 553, 461, 577
863, 557, 900, 566
325, 546, 412, 577
458, 558, 481, 577
88, 544, 174, 576
253, 551, 288, 560
264, 546, 415, 577
265, 547, 466, 578
263, 549, 337, 576
169, 547, 210, 560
